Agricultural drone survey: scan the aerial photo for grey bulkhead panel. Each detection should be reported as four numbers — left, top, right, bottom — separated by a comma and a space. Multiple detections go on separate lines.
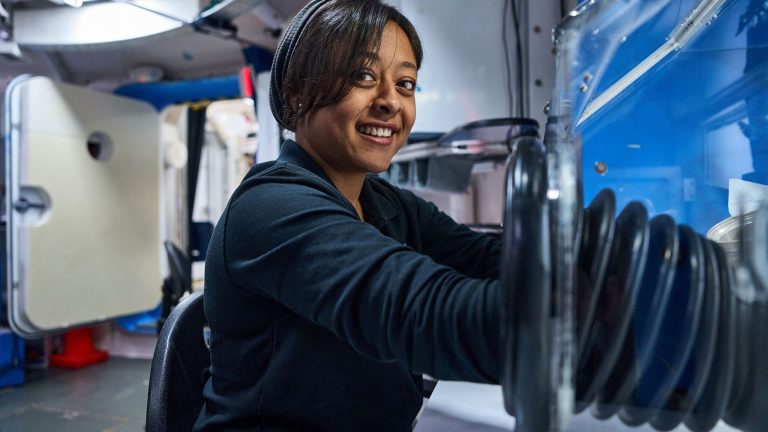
5, 76, 162, 337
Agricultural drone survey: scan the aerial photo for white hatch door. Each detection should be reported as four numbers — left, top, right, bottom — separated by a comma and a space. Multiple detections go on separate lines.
4, 75, 162, 338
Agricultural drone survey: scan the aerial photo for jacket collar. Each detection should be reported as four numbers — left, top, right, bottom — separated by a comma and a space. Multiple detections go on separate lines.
360, 180, 398, 229
278, 139, 397, 228
278, 139, 334, 186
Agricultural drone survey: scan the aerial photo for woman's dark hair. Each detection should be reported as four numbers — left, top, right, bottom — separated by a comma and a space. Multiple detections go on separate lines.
279, 0, 423, 131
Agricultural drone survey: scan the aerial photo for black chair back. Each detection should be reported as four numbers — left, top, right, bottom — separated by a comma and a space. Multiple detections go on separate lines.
147, 290, 209, 432
164, 240, 192, 300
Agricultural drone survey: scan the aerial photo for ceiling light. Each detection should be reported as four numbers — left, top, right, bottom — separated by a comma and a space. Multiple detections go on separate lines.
49, 0, 84, 8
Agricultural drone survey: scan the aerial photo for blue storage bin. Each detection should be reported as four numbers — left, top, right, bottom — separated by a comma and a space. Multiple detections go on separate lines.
0, 327, 25, 388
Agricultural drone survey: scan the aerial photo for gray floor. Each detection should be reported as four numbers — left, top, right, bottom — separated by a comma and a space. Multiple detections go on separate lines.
0, 355, 507, 432
0, 357, 150, 432
417, 408, 513, 432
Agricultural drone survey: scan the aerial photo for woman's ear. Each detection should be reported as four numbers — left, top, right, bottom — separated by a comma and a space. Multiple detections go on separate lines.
294, 109, 309, 132
281, 95, 298, 128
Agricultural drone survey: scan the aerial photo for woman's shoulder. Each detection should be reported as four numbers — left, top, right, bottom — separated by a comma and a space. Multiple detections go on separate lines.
235, 160, 341, 201
223, 160, 356, 229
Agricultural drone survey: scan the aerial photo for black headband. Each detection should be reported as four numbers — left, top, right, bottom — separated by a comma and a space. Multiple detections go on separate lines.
269, 0, 334, 130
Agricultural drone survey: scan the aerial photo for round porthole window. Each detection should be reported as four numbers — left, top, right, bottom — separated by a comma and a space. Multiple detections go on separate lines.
86, 131, 114, 162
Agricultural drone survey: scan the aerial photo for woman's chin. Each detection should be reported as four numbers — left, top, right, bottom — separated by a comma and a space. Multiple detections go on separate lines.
362, 160, 394, 175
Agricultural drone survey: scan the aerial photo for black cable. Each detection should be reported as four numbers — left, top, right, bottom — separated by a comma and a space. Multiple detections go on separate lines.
502, 0, 514, 116
510, 0, 525, 117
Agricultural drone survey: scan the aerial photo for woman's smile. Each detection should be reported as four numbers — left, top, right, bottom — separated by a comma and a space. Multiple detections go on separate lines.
357, 122, 399, 145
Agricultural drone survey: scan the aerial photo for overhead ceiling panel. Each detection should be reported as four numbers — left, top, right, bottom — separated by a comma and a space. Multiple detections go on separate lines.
13, 2, 186, 48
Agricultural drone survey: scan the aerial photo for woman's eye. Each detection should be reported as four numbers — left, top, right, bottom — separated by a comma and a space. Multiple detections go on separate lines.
356, 71, 375, 82
399, 80, 416, 91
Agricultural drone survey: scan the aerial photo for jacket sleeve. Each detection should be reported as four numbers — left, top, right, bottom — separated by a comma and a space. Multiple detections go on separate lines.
221, 170, 500, 383
397, 186, 501, 280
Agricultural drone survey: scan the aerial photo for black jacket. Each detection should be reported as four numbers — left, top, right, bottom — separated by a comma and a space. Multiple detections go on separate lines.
194, 140, 501, 431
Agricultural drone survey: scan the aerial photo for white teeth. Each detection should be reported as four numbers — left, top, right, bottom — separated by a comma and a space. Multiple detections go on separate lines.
358, 126, 393, 138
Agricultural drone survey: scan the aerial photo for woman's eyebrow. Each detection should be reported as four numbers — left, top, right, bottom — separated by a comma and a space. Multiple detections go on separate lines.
362, 52, 417, 71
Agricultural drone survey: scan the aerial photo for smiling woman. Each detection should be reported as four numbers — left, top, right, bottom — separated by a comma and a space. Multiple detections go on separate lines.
196, 1, 503, 431
295, 21, 419, 218
274, 0, 423, 131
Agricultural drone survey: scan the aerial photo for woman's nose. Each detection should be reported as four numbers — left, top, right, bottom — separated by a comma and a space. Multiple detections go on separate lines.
373, 85, 400, 115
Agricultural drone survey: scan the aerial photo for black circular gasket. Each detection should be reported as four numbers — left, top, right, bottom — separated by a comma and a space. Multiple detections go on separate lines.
593, 214, 678, 418
684, 240, 734, 432
500, 136, 551, 431
651, 233, 719, 431
621, 225, 705, 425
575, 201, 648, 413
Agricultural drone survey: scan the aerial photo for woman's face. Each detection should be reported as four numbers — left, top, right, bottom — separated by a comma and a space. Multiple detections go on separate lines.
296, 21, 418, 178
